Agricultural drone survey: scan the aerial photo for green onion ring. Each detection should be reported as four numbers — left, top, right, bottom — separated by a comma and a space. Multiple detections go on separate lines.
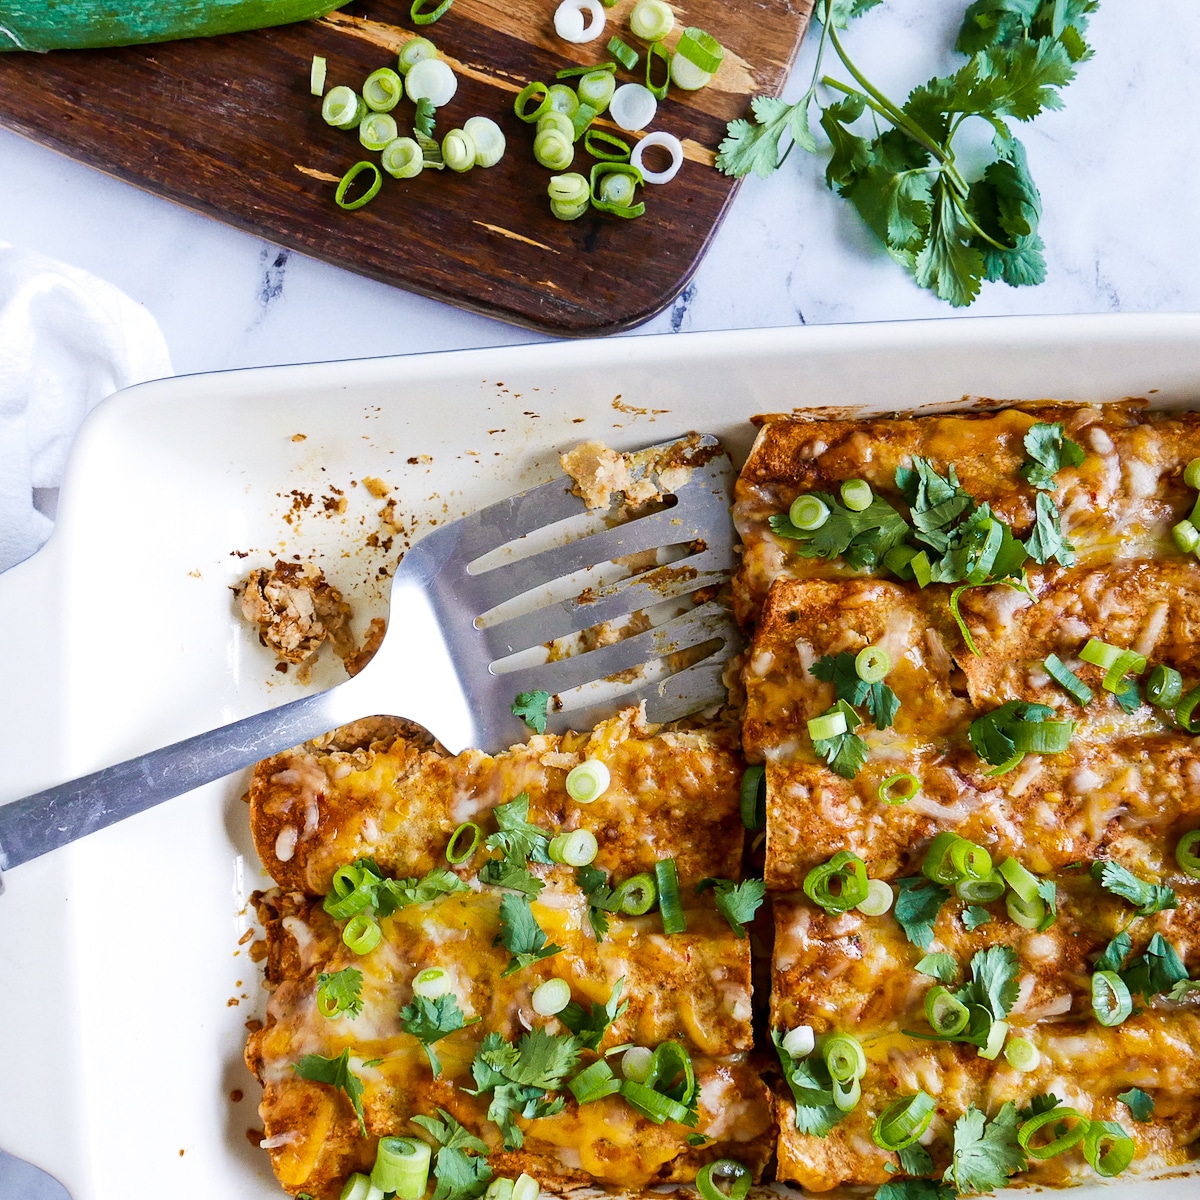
514, 81, 552, 122
570, 101, 600, 141
446, 821, 481, 864
645, 42, 671, 100
584, 127, 632, 161
1043, 653, 1094, 705
1003, 1035, 1040, 1072
324, 864, 377, 920
740, 763, 767, 831
1082, 1120, 1136, 1177
1080, 637, 1123, 671
1185, 457, 1200, 489
856, 878, 894, 917
788, 494, 828, 530
694, 1160, 751, 1200
654, 858, 686, 932
412, 966, 453, 998
547, 83, 580, 118
977, 1017, 1008, 1060
335, 161, 382, 210
371, 1136, 431, 1199
1146, 664, 1184, 709
578, 68, 616, 110
921, 831, 966, 886
1011, 718, 1074, 754
569, 1058, 621, 1103
589, 162, 645, 217
646, 1040, 696, 1104
410, 0, 452, 23
612, 872, 658, 915
949, 837, 993, 882
1176, 685, 1200, 733
878, 772, 921, 805
955, 870, 1006, 904
802, 850, 869, 914
607, 35, 639, 69
322, 85, 365, 129
807, 709, 847, 742
1018, 1106, 1089, 1159
363, 67, 403, 112
675, 26, 724, 74
831, 1075, 862, 1111
854, 644, 890, 683
1173, 519, 1200, 553
343, 911, 383, 955
998, 856, 1039, 904
341, 1172, 378, 1200
1091, 969, 1133, 1027
821, 1032, 867, 1083
548, 829, 599, 867
1102, 649, 1147, 693
872, 1091, 935, 1150
566, 758, 611, 803
925, 985, 969, 1036
840, 478, 873, 512
1176, 829, 1200, 879
556, 60, 618, 78
618, 1079, 690, 1124
1006, 890, 1047, 931
532, 977, 572, 1016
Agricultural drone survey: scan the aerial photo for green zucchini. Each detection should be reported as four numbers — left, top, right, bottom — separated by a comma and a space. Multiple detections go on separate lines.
0, 0, 348, 52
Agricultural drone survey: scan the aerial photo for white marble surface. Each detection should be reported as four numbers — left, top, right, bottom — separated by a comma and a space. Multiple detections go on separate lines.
0, 0, 1197, 376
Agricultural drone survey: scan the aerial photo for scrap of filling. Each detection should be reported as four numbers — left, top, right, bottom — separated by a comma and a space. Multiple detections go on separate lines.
246, 404, 1200, 1200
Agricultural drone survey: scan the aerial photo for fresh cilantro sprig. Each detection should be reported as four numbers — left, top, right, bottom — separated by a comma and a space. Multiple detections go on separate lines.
558, 978, 628, 1051
316, 967, 364, 1019
906, 945, 1020, 1049
1090, 859, 1178, 916
575, 863, 621, 941
771, 1028, 846, 1137
495, 892, 563, 976
811, 650, 900, 729
696, 877, 767, 938
1121, 932, 1189, 999
411, 1109, 494, 1200
944, 1102, 1027, 1194
811, 698, 870, 779
768, 491, 910, 571
400, 993, 479, 1078
291, 1048, 367, 1135
485, 793, 552, 867
894, 876, 950, 951
1021, 421, 1085, 490
718, 0, 1098, 307
375, 865, 471, 915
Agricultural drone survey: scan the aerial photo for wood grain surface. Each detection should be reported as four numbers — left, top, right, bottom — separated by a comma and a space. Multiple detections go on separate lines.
0, 0, 815, 335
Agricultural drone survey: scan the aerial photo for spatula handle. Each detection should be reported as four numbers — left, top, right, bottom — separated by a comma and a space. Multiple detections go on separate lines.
0, 684, 354, 879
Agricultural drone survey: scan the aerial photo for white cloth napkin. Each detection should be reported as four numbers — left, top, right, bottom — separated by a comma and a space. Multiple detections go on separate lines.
0, 243, 172, 572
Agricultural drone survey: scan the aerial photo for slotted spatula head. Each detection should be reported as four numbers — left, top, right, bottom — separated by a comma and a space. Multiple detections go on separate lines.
351, 433, 742, 753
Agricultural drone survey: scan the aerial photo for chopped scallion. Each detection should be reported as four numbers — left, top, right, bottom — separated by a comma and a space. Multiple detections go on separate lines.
556, 61, 617, 79
324, 863, 377, 920
998, 856, 1039, 904
360, 112, 399, 152
955, 871, 1005, 904
578, 68, 616, 111
1092, 969, 1133, 1026
808, 709, 848, 741
363, 67, 403, 112
740, 763, 766, 831
1146, 663, 1183, 709
412, 966, 453, 998
925, 985, 969, 1036
446, 821, 481, 864
832, 1074, 861, 1111
608, 35, 639, 69
1018, 1105, 1089, 1159
1101, 648, 1147, 693
532, 977, 572, 1016
340, 1173, 383, 1200
405, 57, 457, 107
566, 758, 611, 803
977, 1018, 1008, 1060
1003, 1035, 1040, 1072
547, 172, 590, 220
788, 494, 829, 530
613, 871, 657, 915
310, 55, 327, 97
695, 1160, 751, 1200
872, 1091, 935, 1150
569, 1058, 621, 1103
410, 0, 452, 24
397, 36, 438, 75
630, 130, 683, 184
645, 42, 671, 100
547, 82, 580, 118
554, 0, 607, 44
1044, 653, 1094, 705
822, 1032, 867, 1083
854, 644, 891, 684
342, 910, 383, 954
442, 128, 476, 172
1082, 1120, 1135, 1177
462, 115, 506, 166
1079, 637, 1123, 672
621, 1045, 654, 1082
534, 127, 575, 170
629, 0, 674, 41
608, 82, 657, 132
840, 478, 873, 512
585, 127, 631, 161
322, 85, 365, 129
780, 1025, 815, 1058
1176, 829, 1200, 879
515, 81, 551, 122
1173, 518, 1200, 553
619, 1078, 690, 1124
382, 136, 424, 179
371, 1137, 431, 1200
549, 829, 598, 866
655, 858, 686, 932
803, 850, 869, 914
856, 877, 894, 916
672, 26, 723, 88
1006, 890, 1046, 930
511, 1175, 540, 1200
1185, 458, 1200, 489
1177, 684, 1200, 733
879, 772, 920, 805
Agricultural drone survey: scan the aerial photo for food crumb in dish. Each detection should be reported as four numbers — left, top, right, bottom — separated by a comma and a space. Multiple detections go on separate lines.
561, 436, 697, 510
362, 475, 390, 498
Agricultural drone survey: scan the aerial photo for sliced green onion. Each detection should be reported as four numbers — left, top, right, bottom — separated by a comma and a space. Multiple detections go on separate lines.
340, 1173, 384, 1200
537, 109, 575, 141
514, 81, 551, 122
922, 832, 966, 886
405, 57, 457, 106
412, 966, 453, 998
655, 858, 686, 932
570, 101, 600, 141
549, 829, 598, 866
613, 872, 657, 915
872, 1091, 935, 1150
411, 0, 452, 23
609, 81, 658, 131
446, 821, 481, 864
556, 61, 617, 79
1083, 1120, 1136, 1177
788, 494, 828, 530
1092, 970, 1133, 1026
998, 856, 1039, 904
548, 173, 589, 220
397, 36, 438, 74
511, 1175, 538, 1200
803, 850, 869, 914
578, 68, 616, 110
694, 1160, 751, 1200
1019, 1106, 1089, 1159
547, 82, 580, 117
382, 136, 424, 179
629, 0, 674, 40
1176, 829, 1200, 878
462, 116, 505, 167
780, 1025, 815, 1058
879, 773, 921, 805
621, 1045, 654, 1082
322, 85, 365, 129
324, 864, 377, 920
532, 977, 572, 1016
832, 1075, 862, 1111
566, 758, 611, 803
1176, 685, 1200, 733
569, 1058, 621, 1103
1146, 664, 1183, 709
1080, 637, 1123, 671
363, 67, 403, 112
1006, 891, 1047, 930
977, 1018, 1008, 1060
645, 42, 671, 100
590, 162, 645, 217
854, 644, 891, 684
310, 55, 327, 96
442, 128, 475, 172
584, 127, 631, 161
1011, 718, 1074, 754
1173, 518, 1200, 553
925, 985, 969, 1036
740, 763, 766, 832
619, 1078, 690, 1124
534, 128, 574, 170
1003, 1036, 1040, 1072
608, 35, 639, 68
956, 871, 1006, 904
1185, 458, 1200, 489
360, 112, 399, 152
647, 1040, 696, 1104
822, 1033, 867, 1082
674, 26, 723, 75
1044, 653, 1094, 705
343, 911, 383, 954
1102, 649, 1147, 693
950, 838, 992, 881
911, 551, 932, 588
807, 710, 848, 741
371, 1137, 431, 1199
856, 878, 894, 916
485, 1180, 514, 1200
840, 479, 873, 512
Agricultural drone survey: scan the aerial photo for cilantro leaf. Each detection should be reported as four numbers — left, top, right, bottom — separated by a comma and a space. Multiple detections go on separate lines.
412, 1112, 494, 1200
292, 1048, 366, 1135
769, 492, 911, 572
1121, 932, 1189, 999
811, 699, 870, 780
414, 96, 437, 139
1095, 930, 1132, 974
1114, 678, 1143, 713
717, 96, 815, 178
1024, 490, 1076, 567
944, 1102, 1027, 1194
400, 993, 478, 1078
1117, 1088, 1155, 1123
511, 690, 550, 734
1019, 1092, 1063, 1121
959, 944, 1021, 1021
879, 1181, 954, 1200
412, 1109, 490, 1155
1167, 977, 1200, 1001
375, 866, 471, 916
963, 904, 993, 931
1020, 421, 1085, 490
485, 793, 552, 866
895, 1142, 936, 1178
699, 877, 767, 938
482, 1027, 582, 1090
771, 1029, 846, 1137
1090, 860, 1178, 916
558, 978, 628, 1051
916, 952, 960, 982
478, 857, 545, 895
968, 699, 1059, 766
316, 967, 364, 1019
495, 892, 563, 976
576, 864, 619, 941
894, 876, 950, 951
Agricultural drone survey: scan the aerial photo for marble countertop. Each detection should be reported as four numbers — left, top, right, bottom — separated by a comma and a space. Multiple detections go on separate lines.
0, 0, 1196, 374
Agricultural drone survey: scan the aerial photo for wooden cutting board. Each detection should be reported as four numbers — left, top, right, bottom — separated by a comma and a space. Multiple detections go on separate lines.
0, 0, 814, 335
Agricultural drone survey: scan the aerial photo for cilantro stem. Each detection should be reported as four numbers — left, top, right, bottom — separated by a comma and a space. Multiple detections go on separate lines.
946, 185, 1011, 252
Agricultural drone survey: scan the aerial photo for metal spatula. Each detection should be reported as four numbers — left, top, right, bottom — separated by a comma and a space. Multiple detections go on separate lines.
0, 434, 740, 880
